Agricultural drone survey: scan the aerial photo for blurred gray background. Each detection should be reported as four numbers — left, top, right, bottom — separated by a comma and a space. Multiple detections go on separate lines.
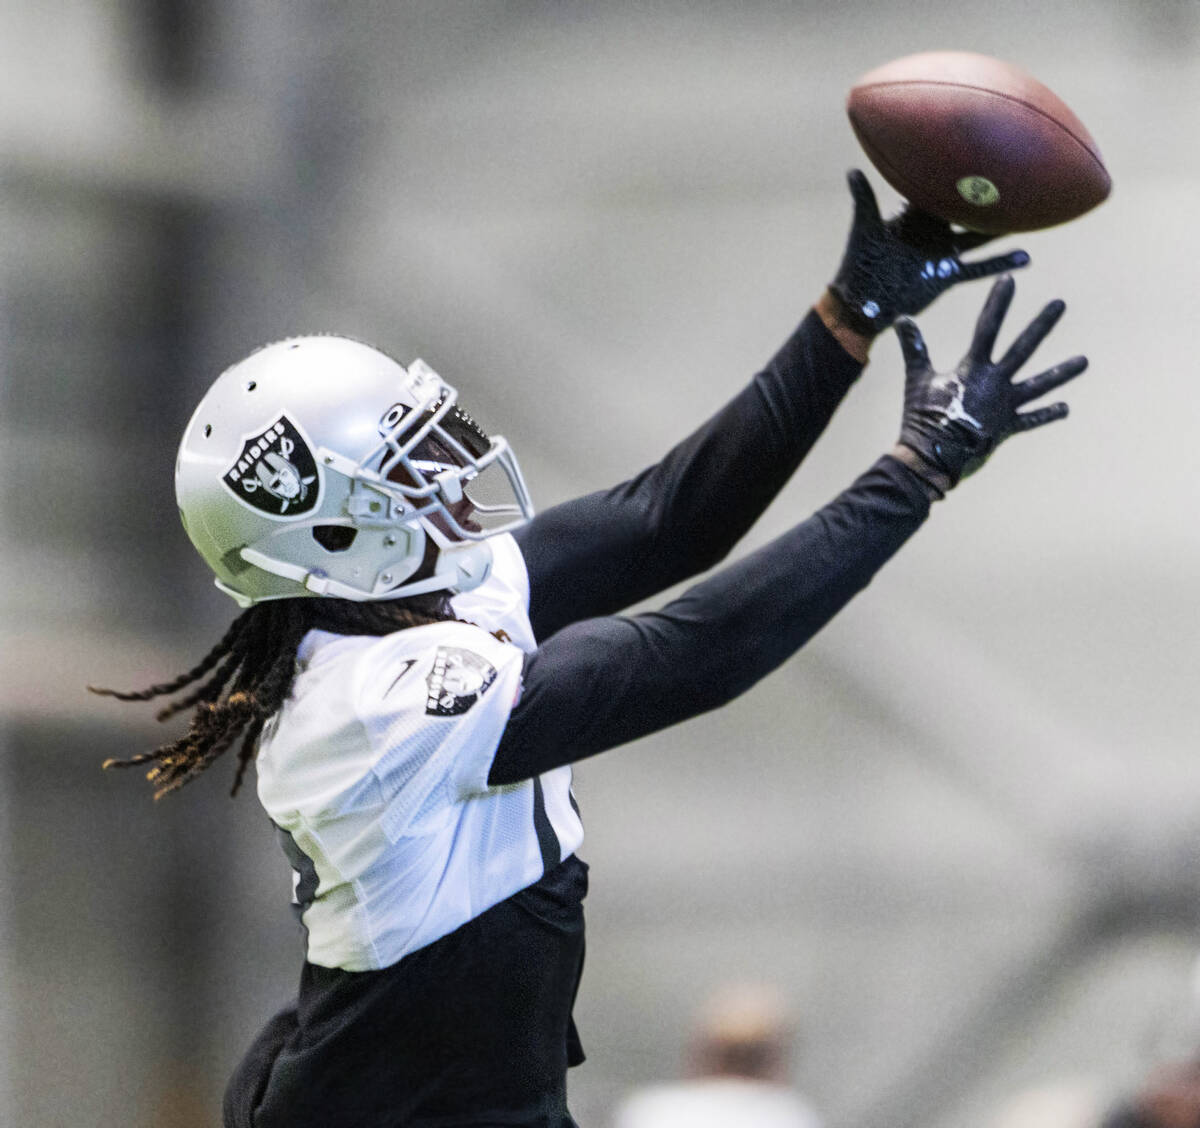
1, 1, 1198, 1125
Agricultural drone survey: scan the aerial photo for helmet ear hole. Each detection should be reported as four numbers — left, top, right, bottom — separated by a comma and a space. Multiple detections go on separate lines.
312, 525, 357, 552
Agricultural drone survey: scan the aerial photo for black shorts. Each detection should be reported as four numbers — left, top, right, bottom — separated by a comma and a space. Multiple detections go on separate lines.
225, 856, 588, 1128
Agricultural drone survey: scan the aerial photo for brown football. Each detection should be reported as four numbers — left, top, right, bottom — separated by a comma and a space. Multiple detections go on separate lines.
846, 51, 1111, 234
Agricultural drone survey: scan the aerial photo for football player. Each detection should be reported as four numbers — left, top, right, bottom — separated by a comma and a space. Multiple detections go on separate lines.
95, 171, 1086, 1128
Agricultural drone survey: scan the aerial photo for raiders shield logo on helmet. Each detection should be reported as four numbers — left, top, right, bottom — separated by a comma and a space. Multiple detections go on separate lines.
222, 415, 321, 518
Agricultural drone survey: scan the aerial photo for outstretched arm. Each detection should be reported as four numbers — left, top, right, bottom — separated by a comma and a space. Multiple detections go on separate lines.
515, 308, 864, 641
515, 170, 1029, 642
496, 454, 930, 783
490, 277, 1084, 785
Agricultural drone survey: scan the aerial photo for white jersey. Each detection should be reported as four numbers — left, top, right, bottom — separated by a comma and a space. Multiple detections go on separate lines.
255, 534, 584, 971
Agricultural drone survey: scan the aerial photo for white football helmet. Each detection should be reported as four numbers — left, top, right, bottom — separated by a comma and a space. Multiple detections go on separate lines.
175, 335, 534, 607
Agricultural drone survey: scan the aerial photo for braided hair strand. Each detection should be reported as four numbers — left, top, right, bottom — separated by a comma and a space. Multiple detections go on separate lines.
92, 594, 454, 799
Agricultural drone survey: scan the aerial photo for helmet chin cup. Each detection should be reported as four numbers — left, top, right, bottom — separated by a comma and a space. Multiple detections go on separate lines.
444, 540, 492, 593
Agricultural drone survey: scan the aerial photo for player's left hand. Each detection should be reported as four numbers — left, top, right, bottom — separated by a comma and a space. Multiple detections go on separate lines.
829, 169, 1030, 337
895, 274, 1087, 491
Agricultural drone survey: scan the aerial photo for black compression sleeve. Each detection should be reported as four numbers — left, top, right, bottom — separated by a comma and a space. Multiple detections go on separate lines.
514, 311, 863, 641
489, 455, 930, 786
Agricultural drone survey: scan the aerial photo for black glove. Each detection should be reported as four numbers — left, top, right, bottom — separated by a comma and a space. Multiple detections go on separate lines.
896, 274, 1087, 492
830, 169, 1030, 337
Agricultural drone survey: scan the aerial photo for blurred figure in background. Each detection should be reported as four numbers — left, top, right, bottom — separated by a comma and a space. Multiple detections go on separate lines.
991, 1078, 1109, 1128
1098, 952, 1200, 1128
612, 983, 822, 1128
1101, 1059, 1200, 1128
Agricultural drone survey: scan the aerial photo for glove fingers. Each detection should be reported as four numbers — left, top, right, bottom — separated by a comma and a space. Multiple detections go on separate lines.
999, 299, 1068, 373
967, 275, 1017, 362
846, 169, 883, 227
1012, 402, 1069, 432
958, 250, 1030, 282
894, 316, 932, 370
1012, 355, 1088, 406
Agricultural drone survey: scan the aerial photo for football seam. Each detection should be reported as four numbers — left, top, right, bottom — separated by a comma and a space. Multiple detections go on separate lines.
853, 79, 1108, 179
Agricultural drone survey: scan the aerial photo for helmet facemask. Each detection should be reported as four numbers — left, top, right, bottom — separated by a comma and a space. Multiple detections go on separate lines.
371, 361, 532, 546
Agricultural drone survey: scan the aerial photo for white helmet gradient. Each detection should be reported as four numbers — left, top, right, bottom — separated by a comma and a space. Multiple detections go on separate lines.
174, 335, 534, 607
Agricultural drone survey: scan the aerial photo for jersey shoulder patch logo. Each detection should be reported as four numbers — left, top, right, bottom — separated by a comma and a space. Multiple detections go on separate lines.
425, 646, 498, 717
222, 414, 320, 518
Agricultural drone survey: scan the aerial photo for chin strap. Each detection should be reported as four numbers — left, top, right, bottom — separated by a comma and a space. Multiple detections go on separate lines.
229, 536, 495, 605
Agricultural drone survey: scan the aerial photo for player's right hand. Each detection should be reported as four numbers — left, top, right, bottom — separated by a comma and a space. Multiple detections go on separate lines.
894, 274, 1087, 492
828, 169, 1031, 338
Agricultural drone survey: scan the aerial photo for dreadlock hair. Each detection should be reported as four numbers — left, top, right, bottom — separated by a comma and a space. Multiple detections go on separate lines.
91, 593, 455, 800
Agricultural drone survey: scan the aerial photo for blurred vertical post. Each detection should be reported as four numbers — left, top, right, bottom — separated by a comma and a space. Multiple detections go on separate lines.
0, 108, 18, 1128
